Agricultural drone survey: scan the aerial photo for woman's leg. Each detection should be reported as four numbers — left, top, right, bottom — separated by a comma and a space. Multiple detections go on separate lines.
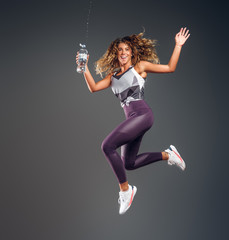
101, 111, 156, 185
121, 132, 163, 171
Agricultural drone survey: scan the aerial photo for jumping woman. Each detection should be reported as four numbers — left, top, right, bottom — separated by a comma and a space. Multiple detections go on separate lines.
76, 27, 190, 215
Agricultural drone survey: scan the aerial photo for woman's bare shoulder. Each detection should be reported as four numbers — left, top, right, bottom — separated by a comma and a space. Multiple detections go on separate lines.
135, 61, 148, 71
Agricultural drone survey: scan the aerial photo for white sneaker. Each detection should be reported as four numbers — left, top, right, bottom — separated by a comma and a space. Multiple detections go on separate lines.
118, 185, 137, 215
165, 145, 186, 171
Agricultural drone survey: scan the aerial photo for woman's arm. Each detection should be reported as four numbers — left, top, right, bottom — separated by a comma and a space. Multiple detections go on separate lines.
83, 65, 112, 93
139, 27, 190, 73
76, 54, 112, 93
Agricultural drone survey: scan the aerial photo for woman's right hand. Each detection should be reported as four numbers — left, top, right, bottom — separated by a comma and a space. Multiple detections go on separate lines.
76, 52, 90, 65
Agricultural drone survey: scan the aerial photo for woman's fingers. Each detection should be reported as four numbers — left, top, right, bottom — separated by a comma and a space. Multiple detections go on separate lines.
180, 27, 190, 37
76, 51, 79, 64
175, 27, 190, 45
178, 27, 189, 36
185, 33, 191, 39
182, 27, 187, 35
76, 54, 79, 64
184, 29, 189, 37
76, 52, 89, 65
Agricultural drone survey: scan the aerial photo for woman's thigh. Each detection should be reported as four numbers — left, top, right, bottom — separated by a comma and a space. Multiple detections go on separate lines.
121, 133, 144, 162
102, 111, 153, 149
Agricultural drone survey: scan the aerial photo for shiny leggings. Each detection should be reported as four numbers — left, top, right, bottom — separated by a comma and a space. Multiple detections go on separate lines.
101, 100, 162, 184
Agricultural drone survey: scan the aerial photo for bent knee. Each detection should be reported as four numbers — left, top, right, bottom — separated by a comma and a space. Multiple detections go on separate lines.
124, 162, 135, 170
101, 140, 107, 153
101, 139, 115, 154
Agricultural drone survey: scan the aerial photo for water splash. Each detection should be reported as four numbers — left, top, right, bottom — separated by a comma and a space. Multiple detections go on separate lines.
85, 0, 93, 45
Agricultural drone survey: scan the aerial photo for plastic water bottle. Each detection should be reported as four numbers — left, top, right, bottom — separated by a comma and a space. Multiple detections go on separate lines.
77, 43, 88, 73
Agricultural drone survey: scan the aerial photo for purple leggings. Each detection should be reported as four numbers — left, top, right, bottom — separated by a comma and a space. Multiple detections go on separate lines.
101, 100, 162, 184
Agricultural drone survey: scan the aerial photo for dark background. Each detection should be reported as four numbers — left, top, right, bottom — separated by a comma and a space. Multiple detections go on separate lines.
1, 0, 228, 239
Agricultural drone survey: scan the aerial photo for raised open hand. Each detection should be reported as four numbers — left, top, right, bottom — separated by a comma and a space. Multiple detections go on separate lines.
175, 27, 190, 46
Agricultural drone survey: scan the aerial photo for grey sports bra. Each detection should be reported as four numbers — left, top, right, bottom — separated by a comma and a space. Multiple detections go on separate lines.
111, 66, 146, 107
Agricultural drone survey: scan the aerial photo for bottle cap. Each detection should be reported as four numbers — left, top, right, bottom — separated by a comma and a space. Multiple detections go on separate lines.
79, 43, 86, 48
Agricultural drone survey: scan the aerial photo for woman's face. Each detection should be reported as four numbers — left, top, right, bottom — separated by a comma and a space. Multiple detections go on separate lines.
117, 42, 132, 66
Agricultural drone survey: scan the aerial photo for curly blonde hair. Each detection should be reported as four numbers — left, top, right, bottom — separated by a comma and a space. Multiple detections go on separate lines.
95, 31, 159, 77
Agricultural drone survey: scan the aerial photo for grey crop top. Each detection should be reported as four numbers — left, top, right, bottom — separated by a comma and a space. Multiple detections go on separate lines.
111, 66, 146, 107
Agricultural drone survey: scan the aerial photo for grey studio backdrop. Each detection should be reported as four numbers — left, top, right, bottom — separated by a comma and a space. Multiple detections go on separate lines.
1, 0, 228, 240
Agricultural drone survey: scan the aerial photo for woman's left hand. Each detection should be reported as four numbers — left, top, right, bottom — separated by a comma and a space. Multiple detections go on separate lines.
175, 27, 190, 46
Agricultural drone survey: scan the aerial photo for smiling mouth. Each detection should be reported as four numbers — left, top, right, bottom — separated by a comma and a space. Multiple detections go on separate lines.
121, 56, 127, 59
